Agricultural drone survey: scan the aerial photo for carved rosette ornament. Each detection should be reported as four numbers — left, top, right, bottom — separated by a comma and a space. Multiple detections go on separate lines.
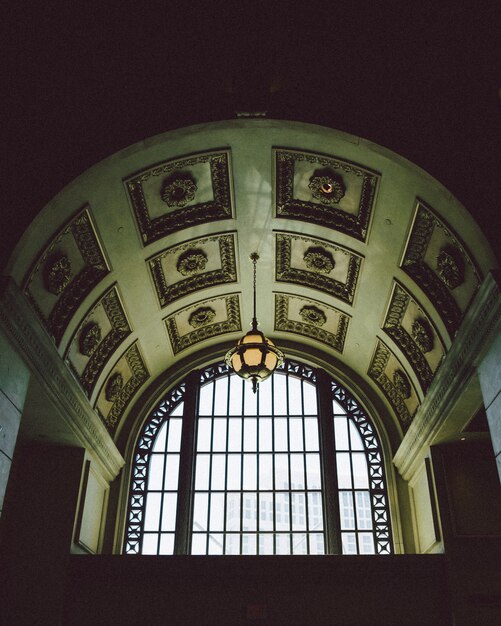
105, 373, 124, 403
303, 247, 335, 274
176, 249, 208, 277
299, 305, 327, 327
436, 245, 465, 290
79, 322, 102, 357
411, 318, 434, 354
308, 174, 346, 205
188, 306, 216, 328
160, 175, 197, 208
393, 369, 411, 400
44, 254, 72, 295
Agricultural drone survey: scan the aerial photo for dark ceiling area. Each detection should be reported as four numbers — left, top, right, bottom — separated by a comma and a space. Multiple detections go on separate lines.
3, 5, 500, 272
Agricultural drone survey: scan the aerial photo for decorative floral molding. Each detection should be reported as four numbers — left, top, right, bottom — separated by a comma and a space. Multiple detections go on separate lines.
303, 247, 335, 274
189, 306, 216, 328
160, 175, 197, 208
44, 254, 72, 295
411, 318, 434, 354
308, 172, 346, 204
176, 249, 208, 277
79, 322, 102, 357
436, 245, 465, 290
299, 305, 327, 327
105, 373, 124, 402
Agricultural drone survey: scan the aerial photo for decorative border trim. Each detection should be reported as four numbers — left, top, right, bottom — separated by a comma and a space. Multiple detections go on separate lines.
382, 281, 445, 393
274, 148, 379, 241
23, 206, 110, 346
65, 285, 132, 397
124, 150, 233, 245
400, 199, 482, 338
274, 292, 350, 353
275, 231, 362, 305
148, 232, 238, 307
165, 294, 241, 354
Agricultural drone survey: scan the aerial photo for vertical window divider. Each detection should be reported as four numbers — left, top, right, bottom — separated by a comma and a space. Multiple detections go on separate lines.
173, 370, 199, 555
316, 368, 342, 554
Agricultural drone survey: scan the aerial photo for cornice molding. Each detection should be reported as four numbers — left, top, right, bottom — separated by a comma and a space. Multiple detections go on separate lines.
0, 278, 124, 481
393, 271, 501, 480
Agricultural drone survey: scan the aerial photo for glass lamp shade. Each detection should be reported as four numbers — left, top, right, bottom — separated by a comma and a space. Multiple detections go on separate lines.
225, 328, 284, 393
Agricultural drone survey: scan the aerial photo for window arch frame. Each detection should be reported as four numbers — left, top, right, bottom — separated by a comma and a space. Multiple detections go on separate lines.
123, 359, 393, 555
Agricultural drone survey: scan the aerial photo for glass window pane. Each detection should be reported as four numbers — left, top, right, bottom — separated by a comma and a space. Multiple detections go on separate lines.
226, 494, 240, 532
356, 491, 373, 530
152, 423, 167, 452
227, 454, 241, 491
191, 534, 207, 555
289, 419, 303, 451
304, 418, 319, 451
225, 533, 240, 554
258, 377, 272, 416
161, 493, 177, 531
333, 400, 346, 415
243, 381, 257, 416
170, 402, 184, 417
214, 377, 228, 415
259, 493, 273, 531
259, 533, 273, 555
199, 383, 213, 416
228, 418, 242, 451
208, 533, 224, 554
275, 454, 289, 490
359, 532, 375, 554
305, 454, 321, 489
142, 533, 158, 554
144, 493, 161, 531
308, 491, 324, 531
303, 381, 317, 415
290, 454, 305, 489
273, 374, 287, 415
352, 453, 369, 489
292, 533, 307, 554
229, 375, 243, 415
167, 418, 183, 452
242, 493, 257, 532
212, 419, 227, 452
209, 493, 224, 531
197, 419, 211, 451
195, 454, 210, 490
334, 417, 349, 450
242, 534, 256, 555
339, 491, 355, 530
349, 420, 364, 450
164, 454, 179, 490
342, 532, 357, 554
259, 418, 272, 451
211, 454, 226, 490
159, 533, 175, 555
274, 418, 288, 451
288, 376, 302, 415
259, 454, 273, 490
291, 492, 307, 530
243, 418, 257, 452
336, 453, 353, 489
310, 533, 325, 555
193, 493, 209, 532
275, 533, 290, 555
276, 492, 290, 531
148, 455, 164, 490
243, 455, 257, 490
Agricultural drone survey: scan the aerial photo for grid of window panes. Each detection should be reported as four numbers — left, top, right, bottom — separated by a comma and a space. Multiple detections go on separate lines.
191, 370, 325, 555
140, 402, 184, 554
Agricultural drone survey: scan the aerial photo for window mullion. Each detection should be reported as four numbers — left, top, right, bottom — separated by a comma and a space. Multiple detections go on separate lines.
316, 369, 342, 554
173, 370, 199, 554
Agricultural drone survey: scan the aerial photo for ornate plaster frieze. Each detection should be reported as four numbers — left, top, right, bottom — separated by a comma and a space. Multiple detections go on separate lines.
368, 339, 420, 433
65, 285, 132, 398
165, 294, 241, 354
394, 271, 501, 480
23, 207, 110, 346
0, 278, 124, 481
274, 148, 379, 241
275, 232, 362, 305
274, 293, 349, 353
382, 281, 445, 393
401, 200, 482, 338
95, 342, 149, 434
124, 149, 233, 245
148, 233, 238, 307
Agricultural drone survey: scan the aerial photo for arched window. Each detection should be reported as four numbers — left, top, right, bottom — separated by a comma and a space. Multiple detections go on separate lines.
124, 360, 392, 555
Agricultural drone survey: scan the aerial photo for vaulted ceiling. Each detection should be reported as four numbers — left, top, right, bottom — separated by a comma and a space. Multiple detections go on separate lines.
6, 120, 497, 449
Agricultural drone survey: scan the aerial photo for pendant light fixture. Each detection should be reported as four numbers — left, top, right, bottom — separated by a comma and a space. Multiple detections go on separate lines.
225, 253, 284, 393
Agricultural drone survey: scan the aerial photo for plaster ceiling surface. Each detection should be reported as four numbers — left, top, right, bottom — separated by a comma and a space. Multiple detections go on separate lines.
6, 120, 498, 446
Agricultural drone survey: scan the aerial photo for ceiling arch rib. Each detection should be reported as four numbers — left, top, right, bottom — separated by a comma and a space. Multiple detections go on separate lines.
8, 120, 497, 446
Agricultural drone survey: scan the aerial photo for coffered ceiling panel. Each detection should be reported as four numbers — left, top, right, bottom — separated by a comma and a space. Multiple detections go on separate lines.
368, 339, 421, 433
274, 293, 350, 353
274, 148, 379, 241
95, 342, 149, 434
401, 200, 482, 338
382, 281, 446, 394
23, 207, 110, 345
275, 231, 362, 305
65, 285, 132, 398
148, 232, 238, 307
124, 149, 233, 245
165, 294, 241, 355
